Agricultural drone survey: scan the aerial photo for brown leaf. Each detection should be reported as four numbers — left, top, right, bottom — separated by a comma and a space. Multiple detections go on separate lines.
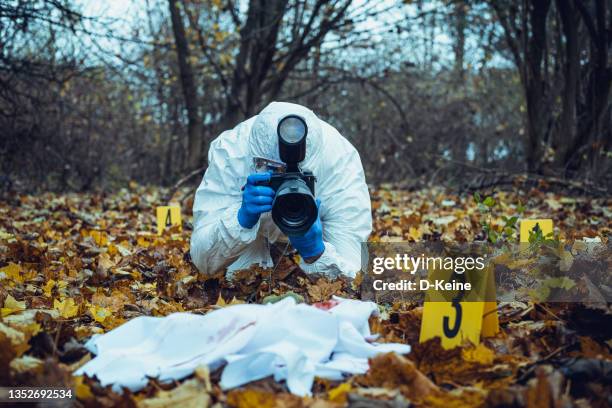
307, 278, 343, 302
226, 388, 302, 408
138, 378, 211, 408
96, 252, 115, 279
0, 331, 17, 384
358, 352, 439, 400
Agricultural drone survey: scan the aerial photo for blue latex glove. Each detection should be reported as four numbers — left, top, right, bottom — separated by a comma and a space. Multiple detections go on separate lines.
288, 199, 325, 259
237, 173, 275, 229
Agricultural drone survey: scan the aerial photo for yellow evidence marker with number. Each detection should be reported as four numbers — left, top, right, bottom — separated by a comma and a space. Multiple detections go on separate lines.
420, 301, 486, 348
156, 206, 182, 235
419, 263, 499, 349
520, 219, 553, 243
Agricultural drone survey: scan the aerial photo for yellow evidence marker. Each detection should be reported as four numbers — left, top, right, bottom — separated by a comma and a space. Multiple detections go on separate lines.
520, 219, 553, 243
156, 205, 182, 235
419, 262, 499, 349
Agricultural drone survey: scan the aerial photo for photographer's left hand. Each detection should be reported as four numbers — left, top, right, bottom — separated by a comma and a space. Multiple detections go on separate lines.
288, 199, 324, 263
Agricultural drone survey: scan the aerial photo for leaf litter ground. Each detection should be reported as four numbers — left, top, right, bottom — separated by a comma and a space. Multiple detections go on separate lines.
0, 185, 610, 407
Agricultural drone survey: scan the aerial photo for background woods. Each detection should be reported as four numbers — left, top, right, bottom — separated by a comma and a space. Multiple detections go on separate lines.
0, 2, 611, 406
0, 0, 611, 192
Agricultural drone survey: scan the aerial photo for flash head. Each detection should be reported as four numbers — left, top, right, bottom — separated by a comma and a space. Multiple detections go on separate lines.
277, 114, 307, 168
278, 115, 307, 143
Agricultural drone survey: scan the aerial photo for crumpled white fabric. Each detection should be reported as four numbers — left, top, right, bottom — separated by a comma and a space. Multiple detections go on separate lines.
75, 297, 410, 396
190, 101, 372, 278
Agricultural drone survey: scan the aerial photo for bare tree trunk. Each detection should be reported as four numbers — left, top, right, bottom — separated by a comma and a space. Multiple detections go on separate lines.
569, 0, 612, 172
555, 0, 579, 169
168, 0, 204, 170
306, 43, 322, 107
216, 0, 353, 133
523, 0, 552, 173
452, 0, 467, 82
491, 0, 553, 173
221, 0, 289, 131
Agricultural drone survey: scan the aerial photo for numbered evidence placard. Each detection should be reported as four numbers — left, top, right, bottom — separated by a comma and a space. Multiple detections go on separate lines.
156, 206, 182, 235
519, 219, 553, 243
419, 261, 499, 349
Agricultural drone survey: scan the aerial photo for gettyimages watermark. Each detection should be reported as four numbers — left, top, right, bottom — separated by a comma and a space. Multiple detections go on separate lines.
360, 240, 611, 303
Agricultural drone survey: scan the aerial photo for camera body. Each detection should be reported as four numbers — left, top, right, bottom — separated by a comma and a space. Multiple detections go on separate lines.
256, 170, 317, 236
265, 171, 316, 194
253, 114, 318, 236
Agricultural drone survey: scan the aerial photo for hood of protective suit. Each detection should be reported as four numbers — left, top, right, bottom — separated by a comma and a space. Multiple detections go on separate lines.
249, 102, 323, 171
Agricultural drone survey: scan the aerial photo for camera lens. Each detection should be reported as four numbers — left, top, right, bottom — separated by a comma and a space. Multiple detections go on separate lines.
280, 195, 305, 221
272, 178, 317, 235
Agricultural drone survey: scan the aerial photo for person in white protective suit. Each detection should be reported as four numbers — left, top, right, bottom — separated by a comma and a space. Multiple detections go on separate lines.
190, 102, 372, 278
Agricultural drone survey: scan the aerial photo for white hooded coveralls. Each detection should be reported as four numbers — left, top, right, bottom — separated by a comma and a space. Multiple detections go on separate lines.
190, 102, 372, 278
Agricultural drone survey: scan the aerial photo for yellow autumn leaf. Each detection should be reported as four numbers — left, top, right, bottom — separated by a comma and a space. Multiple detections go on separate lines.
10, 355, 43, 375
88, 304, 112, 324
328, 381, 352, 403
19, 322, 41, 338
97, 252, 115, 275
56, 280, 69, 296
462, 343, 495, 365
89, 230, 108, 246
4, 294, 26, 310
408, 226, 422, 241
137, 235, 150, 248
391, 225, 403, 236
559, 249, 574, 272
1, 294, 26, 317
215, 294, 227, 307
226, 388, 276, 408
43, 279, 56, 297
139, 377, 211, 408
54, 298, 79, 319
0, 322, 30, 357
0, 262, 21, 281
507, 258, 535, 269
545, 197, 563, 211
228, 297, 245, 305
0, 230, 14, 240
73, 376, 94, 401
74, 325, 104, 340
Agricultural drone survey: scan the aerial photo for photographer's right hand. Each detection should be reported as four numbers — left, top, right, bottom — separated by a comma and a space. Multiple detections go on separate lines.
237, 173, 275, 229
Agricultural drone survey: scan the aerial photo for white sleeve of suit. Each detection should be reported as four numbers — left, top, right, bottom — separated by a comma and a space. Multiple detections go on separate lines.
298, 142, 372, 278
190, 133, 260, 277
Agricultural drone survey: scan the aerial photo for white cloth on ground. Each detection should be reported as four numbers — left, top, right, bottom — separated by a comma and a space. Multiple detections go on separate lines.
75, 297, 410, 396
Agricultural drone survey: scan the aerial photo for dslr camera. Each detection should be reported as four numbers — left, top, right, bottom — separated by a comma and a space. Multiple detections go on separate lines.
255, 114, 318, 236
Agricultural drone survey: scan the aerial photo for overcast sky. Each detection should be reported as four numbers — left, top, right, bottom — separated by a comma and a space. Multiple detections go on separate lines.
76, 0, 468, 70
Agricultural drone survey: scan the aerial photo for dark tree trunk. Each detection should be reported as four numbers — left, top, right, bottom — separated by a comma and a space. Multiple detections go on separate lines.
216, 0, 353, 132
452, 0, 467, 82
168, 0, 204, 170
491, 0, 553, 173
219, 0, 288, 132
555, 0, 579, 169
568, 0, 612, 172
523, 0, 552, 173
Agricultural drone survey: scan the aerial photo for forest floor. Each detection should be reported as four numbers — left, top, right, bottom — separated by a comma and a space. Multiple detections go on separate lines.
0, 184, 610, 407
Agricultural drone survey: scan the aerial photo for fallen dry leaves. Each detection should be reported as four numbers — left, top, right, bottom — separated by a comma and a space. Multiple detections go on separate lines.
357, 352, 439, 400
0, 184, 610, 407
